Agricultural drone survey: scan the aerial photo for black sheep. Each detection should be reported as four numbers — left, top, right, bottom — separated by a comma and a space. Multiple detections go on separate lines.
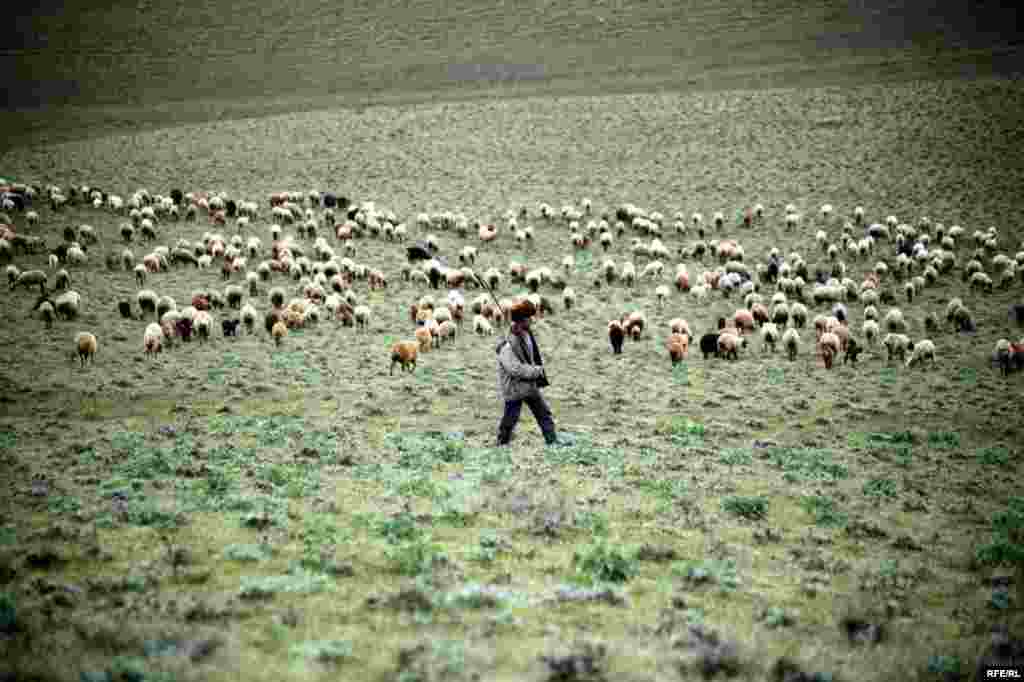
225, 199, 237, 218
117, 301, 132, 319
608, 322, 624, 354
1009, 304, 1024, 326
175, 317, 193, 342
322, 193, 337, 208
170, 188, 183, 205
222, 319, 240, 337
844, 337, 862, 365
699, 333, 720, 359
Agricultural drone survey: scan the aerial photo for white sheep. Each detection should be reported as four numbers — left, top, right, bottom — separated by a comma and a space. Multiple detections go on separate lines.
54, 290, 81, 320
782, 327, 800, 360
862, 319, 880, 346
761, 322, 780, 353
474, 314, 494, 336
882, 333, 911, 362
144, 322, 164, 357
905, 339, 936, 368
354, 304, 371, 331
884, 308, 906, 333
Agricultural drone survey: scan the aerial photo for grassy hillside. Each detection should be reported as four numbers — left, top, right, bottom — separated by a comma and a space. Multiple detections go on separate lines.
0, 72, 1023, 680
1, 0, 1022, 148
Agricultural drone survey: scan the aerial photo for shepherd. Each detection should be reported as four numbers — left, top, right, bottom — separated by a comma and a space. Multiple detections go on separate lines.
495, 299, 559, 447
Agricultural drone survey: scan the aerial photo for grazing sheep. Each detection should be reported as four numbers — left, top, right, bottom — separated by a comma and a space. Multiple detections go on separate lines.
844, 336, 863, 364
6, 264, 19, 287
818, 331, 841, 369
666, 333, 689, 365
54, 290, 81, 320
143, 323, 163, 357
883, 333, 911, 362
905, 339, 936, 368
608, 320, 625, 354
862, 319, 880, 346
271, 320, 288, 347
54, 269, 70, 291
137, 289, 159, 318
563, 287, 576, 311
194, 311, 213, 343
353, 304, 371, 331
13, 269, 47, 294
699, 332, 719, 359
240, 303, 258, 334
884, 308, 906, 333
75, 331, 98, 366
761, 323, 780, 353
622, 311, 645, 340
222, 319, 241, 337
668, 318, 692, 338
414, 326, 433, 352
717, 332, 746, 361
37, 301, 55, 328
390, 341, 419, 375
473, 313, 494, 336
782, 327, 800, 361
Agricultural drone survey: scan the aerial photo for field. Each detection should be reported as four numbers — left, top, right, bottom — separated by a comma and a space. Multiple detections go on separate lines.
2, 7, 1024, 679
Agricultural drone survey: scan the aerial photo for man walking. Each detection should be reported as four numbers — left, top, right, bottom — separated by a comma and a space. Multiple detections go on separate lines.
495, 300, 558, 446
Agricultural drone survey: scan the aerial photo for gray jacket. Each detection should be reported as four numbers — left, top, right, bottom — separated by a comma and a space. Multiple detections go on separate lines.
496, 332, 545, 402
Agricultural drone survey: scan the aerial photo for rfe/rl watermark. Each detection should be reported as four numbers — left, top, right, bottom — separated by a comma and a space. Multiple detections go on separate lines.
767, 367, 784, 385
984, 668, 1023, 678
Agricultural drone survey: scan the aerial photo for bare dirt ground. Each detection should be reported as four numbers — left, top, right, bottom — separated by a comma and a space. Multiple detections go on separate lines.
1, 6, 1024, 678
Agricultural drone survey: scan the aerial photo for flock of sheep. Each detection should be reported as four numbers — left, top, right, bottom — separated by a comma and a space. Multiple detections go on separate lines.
1, 180, 1023, 384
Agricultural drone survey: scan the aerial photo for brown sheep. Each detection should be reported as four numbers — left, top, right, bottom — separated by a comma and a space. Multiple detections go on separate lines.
717, 331, 745, 361
390, 341, 418, 375
415, 327, 433, 353
667, 333, 689, 365
732, 309, 755, 334
75, 331, 97, 367
818, 331, 841, 369
271, 320, 288, 346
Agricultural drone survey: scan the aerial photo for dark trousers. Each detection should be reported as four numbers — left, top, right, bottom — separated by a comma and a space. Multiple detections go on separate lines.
497, 392, 556, 445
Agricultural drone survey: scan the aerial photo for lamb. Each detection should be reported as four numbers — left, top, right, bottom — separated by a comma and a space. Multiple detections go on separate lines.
271, 320, 288, 347
608, 320, 625, 354
782, 327, 800, 361
883, 333, 911, 362
905, 339, 936, 368
884, 308, 906, 333
761, 323, 780, 353
143, 323, 163, 357
75, 331, 98, 366
390, 341, 419, 375
13, 269, 47, 294
666, 333, 689, 365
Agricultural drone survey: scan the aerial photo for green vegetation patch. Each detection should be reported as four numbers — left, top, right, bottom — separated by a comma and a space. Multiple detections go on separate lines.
674, 558, 740, 592
289, 640, 353, 664
766, 446, 848, 482
722, 495, 769, 521
239, 569, 335, 599
976, 497, 1024, 567
385, 430, 466, 468
572, 541, 639, 584
801, 495, 848, 528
